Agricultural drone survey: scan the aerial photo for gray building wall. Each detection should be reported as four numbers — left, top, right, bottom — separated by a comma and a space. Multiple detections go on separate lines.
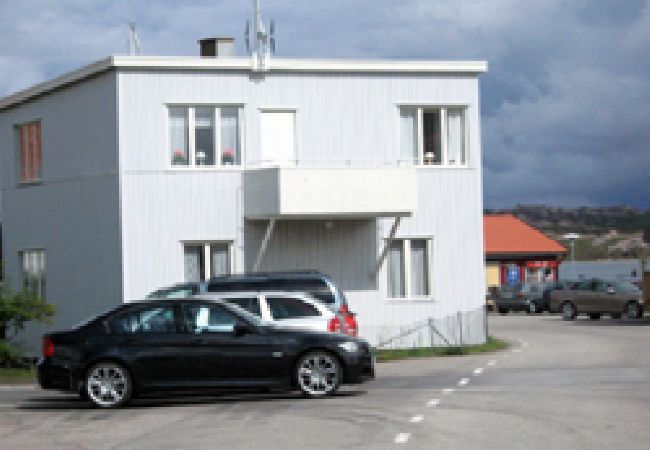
0, 72, 121, 353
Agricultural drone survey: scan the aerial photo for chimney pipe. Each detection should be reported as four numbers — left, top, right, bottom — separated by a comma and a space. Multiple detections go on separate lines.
199, 37, 235, 58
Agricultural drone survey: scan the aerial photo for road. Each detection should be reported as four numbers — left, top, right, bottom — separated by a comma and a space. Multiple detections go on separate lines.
1, 314, 649, 449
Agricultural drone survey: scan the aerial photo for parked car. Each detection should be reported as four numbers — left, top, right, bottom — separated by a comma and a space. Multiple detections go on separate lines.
195, 291, 351, 335
494, 283, 544, 314
529, 280, 578, 313
147, 271, 358, 336
37, 298, 374, 408
550, 278, 644, 320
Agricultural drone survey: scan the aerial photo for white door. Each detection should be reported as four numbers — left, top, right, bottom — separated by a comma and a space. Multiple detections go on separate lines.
260, 111, 296, 165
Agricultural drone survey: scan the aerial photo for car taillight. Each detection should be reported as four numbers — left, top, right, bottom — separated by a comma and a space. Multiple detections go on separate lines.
42, 337, 55, 358
339, 304, 349, 314
328, 316, 341, 333
344, 314, 358, 337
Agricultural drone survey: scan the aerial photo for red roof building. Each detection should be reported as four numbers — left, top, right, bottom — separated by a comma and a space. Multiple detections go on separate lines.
484, 214, 567, 287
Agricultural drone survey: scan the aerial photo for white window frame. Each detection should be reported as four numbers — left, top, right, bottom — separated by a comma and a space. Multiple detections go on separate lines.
398, 105, 469, 167
167, 104, 245, 169
19, 248, 46, 299
385, 237, 433, 300
182, 241, 235, 281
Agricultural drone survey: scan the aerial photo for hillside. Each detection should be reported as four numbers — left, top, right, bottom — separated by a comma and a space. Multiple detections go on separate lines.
485, 205, 650, 260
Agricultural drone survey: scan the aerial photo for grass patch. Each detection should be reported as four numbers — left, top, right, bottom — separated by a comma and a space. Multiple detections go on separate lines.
0, 367, 37, 384
375, 336, 508, 362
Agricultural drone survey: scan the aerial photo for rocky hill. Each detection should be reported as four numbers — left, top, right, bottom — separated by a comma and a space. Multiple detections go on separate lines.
485, 205, 650, 260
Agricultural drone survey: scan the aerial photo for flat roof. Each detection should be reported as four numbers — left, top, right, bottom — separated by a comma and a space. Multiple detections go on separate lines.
0, 55, 488, 111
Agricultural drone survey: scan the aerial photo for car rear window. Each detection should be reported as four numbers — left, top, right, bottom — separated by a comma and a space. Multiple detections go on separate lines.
266, 296, 321, 320
207, 277, 338, 305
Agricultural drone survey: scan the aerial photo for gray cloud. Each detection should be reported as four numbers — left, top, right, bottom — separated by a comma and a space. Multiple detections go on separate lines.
1, 0, 649, 208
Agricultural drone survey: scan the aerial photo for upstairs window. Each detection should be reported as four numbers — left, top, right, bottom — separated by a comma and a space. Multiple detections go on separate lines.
169, 106, 241, 167
16, 121, 42, 183
400, 106, 467, 166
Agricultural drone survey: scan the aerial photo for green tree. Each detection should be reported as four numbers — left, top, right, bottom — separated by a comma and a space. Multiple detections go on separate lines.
0, 285, 56, 365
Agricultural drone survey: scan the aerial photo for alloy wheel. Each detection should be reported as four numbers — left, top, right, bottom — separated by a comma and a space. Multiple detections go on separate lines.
562, 303, 576, 321
627, 302, 640, 319
86, 362, 131, 408
297, 352, 340, 397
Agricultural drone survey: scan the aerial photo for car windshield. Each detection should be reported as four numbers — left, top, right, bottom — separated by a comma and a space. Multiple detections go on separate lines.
220, 301, 270, 327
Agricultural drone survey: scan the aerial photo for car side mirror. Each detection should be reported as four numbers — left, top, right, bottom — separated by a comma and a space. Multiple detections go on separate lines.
234, 323, 254, 336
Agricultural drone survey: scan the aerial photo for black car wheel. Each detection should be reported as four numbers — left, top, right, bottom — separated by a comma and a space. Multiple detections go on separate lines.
498, 308, 508, 315
85, 361, 132, 408
588, 313, 601, 320
296, 351, 341, 398
611, 313, 622, 319
626, 301, 642, 319
562, 302, 577, 321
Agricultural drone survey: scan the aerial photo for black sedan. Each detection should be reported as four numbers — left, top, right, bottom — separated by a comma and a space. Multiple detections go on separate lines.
38, 298, 374, 408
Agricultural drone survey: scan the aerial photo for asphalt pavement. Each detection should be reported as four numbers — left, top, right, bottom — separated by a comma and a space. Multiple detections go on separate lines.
1, 314, 649, 449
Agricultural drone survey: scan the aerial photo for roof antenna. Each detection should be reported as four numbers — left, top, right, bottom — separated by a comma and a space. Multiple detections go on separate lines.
127, 22, 141, 55
250, 0, 274, 72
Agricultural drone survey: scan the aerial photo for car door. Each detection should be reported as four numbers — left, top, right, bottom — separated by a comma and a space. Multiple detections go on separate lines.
104, 303, 188, 387
180, 302, 283, 386
265, 295, 328, 332
572, 280, 594, 313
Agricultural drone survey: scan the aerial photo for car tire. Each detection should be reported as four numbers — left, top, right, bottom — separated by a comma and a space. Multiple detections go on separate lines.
562, 302, 577, 321
85, 361, 133, 408
588, 313, 601, 320
527, 302, 537, 314
498, 308, 508, 315
626, 301, 642, 319
611, 313, 622, 319
295, 351, 341, 398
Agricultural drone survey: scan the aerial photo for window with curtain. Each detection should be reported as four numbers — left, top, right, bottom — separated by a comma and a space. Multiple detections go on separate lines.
168, 106, 241, 167
387, 240, 405, 298
20, 249, 46, 299
169, 107, 189, 166
399, 106, 467, 166
184, 242, 232, 281
16, 121, 43, 183
387, 238, 432, 298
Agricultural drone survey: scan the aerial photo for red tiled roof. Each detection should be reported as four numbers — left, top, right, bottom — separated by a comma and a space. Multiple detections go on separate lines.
484, 214, 567, 255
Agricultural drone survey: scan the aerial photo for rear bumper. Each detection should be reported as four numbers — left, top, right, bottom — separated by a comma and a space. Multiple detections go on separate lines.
37, 359, 81, 392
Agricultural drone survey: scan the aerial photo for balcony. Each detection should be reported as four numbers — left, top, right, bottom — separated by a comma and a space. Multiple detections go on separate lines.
243, 167, 417, 219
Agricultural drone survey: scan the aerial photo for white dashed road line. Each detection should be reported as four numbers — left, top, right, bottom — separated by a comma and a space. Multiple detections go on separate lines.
512, 348, 522, 353
442, 388, 455, 394
487, 360, 497, 366
427, 398, 440, 407
458, 378, 469, 387
395, 433, 411, 444
473, 368, 483, 375
410, 415, 424, 423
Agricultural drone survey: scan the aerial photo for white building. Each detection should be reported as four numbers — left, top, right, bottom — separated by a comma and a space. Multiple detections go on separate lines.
0, 38, 487, 351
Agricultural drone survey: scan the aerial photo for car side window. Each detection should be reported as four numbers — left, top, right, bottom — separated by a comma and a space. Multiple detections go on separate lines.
266, 296, 321, 320
107, 306, 177, 334
226, 297, 262, 317
182, 303, 240, 333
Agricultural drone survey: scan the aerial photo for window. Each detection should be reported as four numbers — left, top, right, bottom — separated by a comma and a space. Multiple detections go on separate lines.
20, 250, 46, 299
226, 297, 262, 317
169, 106, 241, 167
400, 106, 467, 166
16, 121, 43, 183
108, 306, 177, 334
182, 303, 240, 333
184, 242, 232, 282
266, 296, 320, 320
387, 239, 431, 298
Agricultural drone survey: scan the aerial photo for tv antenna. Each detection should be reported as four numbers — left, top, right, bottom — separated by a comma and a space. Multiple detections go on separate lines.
247, 0, 275, 72
127, 22, 141, 55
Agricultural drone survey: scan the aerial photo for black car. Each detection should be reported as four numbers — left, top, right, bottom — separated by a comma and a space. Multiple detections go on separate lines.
38, 298, 374, 408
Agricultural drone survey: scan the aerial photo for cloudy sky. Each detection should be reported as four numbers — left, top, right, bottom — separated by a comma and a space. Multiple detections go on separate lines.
1, 0, 649, 209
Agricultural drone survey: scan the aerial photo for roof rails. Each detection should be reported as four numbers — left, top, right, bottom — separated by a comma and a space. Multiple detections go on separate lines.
208, 270, 328, 282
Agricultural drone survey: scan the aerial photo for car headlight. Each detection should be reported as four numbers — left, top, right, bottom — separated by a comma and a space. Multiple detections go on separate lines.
338, 341, 359, 353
